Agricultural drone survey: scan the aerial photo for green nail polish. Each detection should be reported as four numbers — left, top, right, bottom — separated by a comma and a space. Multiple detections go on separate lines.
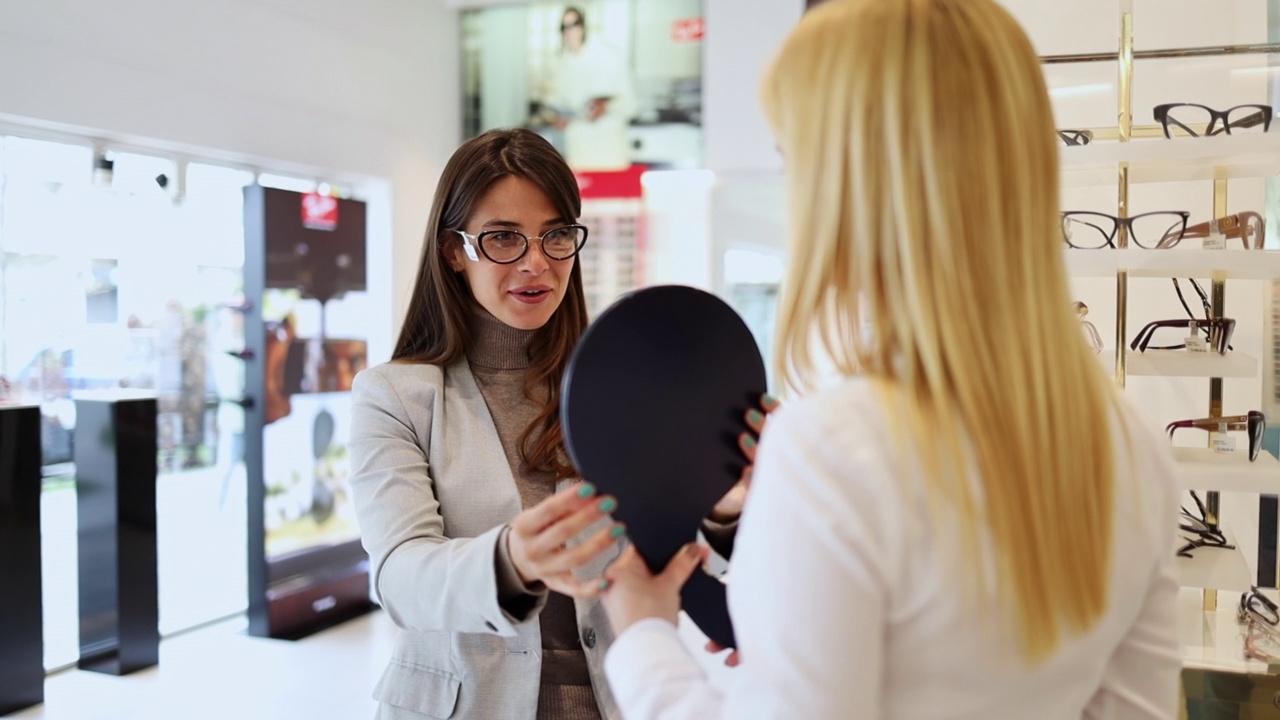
762, 393, 779, 409
743, 435, 756, 449
598, 580, 610, 591
747, 409, 764, 425
599, 498, 617, 513
610, 524, 625, 539
577, 483, 596, 498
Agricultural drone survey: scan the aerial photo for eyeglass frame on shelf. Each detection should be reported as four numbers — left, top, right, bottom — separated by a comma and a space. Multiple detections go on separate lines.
453, 224, 590, 265
1152, 103, 1273, 138
1175, 490, 1236, 558
1129, 317, 1235, 355
1157, 211, 1265, 250
1165, 410, 1266, 462
1057, 129, 1094, 147
1061, 210, 1190, 249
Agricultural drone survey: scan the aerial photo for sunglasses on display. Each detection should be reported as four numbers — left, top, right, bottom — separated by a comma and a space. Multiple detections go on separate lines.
1176, 490, 1236, 559
1153, 103, 1274, 139
1057, 129, 1094, 147
1165, 410, 1266, 462
1129, 317, 1235, 354
1061, 211, 1190, 249
454, 224, 589, 265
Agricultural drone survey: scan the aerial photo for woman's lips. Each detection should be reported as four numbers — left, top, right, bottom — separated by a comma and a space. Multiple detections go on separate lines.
509, 286, 553, 304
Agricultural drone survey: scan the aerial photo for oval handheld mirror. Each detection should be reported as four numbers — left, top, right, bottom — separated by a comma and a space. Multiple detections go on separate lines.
561, 285, 767, 648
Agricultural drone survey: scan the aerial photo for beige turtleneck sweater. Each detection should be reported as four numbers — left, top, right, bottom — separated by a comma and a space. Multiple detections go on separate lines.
466, 306, 602, 720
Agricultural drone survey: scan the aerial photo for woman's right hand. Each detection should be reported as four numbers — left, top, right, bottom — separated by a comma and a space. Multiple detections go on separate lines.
507, 482, 624, 598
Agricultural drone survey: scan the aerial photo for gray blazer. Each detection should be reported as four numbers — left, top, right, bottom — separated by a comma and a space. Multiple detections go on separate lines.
348, 360, 621, 720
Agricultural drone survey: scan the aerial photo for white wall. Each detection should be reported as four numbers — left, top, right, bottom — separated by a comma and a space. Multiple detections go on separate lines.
0, 0, 462, 362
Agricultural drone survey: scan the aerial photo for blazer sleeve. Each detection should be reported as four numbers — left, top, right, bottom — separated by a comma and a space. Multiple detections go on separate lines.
348, 366, 547, 636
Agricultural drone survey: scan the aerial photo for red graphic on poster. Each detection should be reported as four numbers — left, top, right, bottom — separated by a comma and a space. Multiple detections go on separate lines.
301, 193, 339, 231
575, 165, 647, 200
672, 18, 704, 43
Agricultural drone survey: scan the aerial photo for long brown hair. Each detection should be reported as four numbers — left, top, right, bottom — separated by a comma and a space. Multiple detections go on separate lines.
394, 128, 588, 481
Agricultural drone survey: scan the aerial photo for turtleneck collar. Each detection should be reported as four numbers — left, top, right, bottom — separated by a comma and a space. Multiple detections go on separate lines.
467, 303, 535, 371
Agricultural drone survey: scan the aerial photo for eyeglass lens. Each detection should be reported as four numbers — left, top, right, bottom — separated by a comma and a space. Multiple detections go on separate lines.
1159, 104, 1272, 138
480, 226, 586, 263
1061, 212, 1186, 249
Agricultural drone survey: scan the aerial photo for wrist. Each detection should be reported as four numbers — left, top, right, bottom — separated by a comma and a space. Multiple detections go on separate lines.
505, 526, 538, 586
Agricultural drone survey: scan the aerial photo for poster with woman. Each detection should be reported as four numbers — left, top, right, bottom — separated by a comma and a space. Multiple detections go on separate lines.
461, 0, 704, 172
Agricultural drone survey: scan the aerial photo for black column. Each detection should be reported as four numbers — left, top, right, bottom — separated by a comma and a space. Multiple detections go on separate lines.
75, 395, 159, 675
0, 404, 45, 714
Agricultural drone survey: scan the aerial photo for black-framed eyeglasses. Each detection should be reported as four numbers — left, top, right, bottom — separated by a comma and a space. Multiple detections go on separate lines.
1130, 317, 1236, 355
1061, 211, 1190, 249
1176, 490, 1236, 558
1166, 410, 1266, 462
1057, 129, 1094, 147
560, 17, 584, 31
1240, 586, 1280, 627
1154, 103, 1273, 139
454, 224, 589, 265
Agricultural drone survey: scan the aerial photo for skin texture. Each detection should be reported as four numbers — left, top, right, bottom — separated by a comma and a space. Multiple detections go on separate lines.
447, 176, 577, 332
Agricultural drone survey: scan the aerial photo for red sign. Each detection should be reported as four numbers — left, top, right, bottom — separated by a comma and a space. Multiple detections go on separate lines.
575, 165, 647, 200
672, 18, 704, 43
301, 192, 339, 231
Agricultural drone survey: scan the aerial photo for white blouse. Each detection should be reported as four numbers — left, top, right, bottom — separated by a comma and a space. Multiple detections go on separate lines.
605, 378, 1180, 719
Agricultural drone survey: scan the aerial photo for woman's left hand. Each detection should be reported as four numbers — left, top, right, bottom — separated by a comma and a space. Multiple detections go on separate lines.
707, 393, 779, 523
601, 543, 709, 634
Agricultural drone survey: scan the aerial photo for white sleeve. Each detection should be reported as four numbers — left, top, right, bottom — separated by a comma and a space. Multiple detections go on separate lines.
604, 404, 889, 719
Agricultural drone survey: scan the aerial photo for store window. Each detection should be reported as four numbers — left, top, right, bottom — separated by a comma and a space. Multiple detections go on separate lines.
0, 135, 255, 667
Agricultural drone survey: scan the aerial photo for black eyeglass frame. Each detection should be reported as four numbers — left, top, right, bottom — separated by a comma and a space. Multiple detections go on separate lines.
1057, 129, 1094, 147
1061, 210, 1191, 249
453, 224, 589, 265
1130, 317, 1236, 355
1153, 103, 1273, 139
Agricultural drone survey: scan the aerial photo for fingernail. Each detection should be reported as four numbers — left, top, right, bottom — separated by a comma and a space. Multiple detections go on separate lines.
685, 543, 702, 559
598, 579, 610, 591
746, 409, 764, 425
599, 498, 617, 513
762, 393, 779, 409
745, 466, 753, 483
742, 434, 756, 450
610, 523, 626, 539
577, 483, 596, 498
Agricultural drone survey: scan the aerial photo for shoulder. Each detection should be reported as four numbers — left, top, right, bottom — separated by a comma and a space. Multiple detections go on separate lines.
765, 378, 890, 455
352, 361, 449, 408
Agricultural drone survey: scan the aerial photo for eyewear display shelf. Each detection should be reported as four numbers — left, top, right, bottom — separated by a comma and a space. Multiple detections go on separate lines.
1050, 5, 1280, 678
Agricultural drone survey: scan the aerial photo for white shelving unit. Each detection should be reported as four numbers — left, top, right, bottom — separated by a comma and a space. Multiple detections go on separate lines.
1065, 248, 1280, 280
1125, 350, 1258, 379
1176, 528, 1252, 592
1178, 587, 1278, 676
1061, 134, 1280, 188
1173, 448, 1280, 494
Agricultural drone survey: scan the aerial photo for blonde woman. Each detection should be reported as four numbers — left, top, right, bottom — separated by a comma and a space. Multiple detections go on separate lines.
597, 0, 1181, 718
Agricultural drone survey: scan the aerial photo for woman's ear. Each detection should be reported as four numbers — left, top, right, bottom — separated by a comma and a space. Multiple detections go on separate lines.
441, 236, 465, 272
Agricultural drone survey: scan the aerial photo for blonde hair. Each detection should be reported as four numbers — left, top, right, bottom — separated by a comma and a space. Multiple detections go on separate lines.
762, 0, 1117, 661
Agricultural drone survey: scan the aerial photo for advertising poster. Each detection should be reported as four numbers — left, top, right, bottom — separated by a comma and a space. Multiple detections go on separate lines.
244, 186, 372, 639
462, 0, 704, 173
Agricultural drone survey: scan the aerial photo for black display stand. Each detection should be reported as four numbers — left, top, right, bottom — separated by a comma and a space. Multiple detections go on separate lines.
75, 393, 160, 675
243, 185, 373, 640
0, 404, 45, 713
